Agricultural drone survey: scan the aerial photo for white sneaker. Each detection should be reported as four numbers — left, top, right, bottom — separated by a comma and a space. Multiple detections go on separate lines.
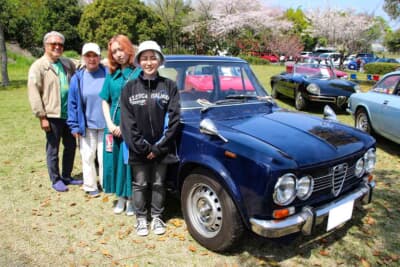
113, 198, 126, 214
136, 217, 149, 236
126, 200, 135, 216
151, 217, 166, 235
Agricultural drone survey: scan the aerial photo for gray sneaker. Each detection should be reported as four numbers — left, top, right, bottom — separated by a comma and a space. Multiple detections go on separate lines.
136, 217, 149, 236
151, 217, 166, 235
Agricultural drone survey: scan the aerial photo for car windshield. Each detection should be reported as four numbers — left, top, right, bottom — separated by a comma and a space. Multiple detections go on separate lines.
293, 63, 335, 79
159, 59, 268, 108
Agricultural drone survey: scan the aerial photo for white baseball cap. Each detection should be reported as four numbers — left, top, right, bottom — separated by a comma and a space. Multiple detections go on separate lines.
82, 42, 101, 56
134, 40, 164, 66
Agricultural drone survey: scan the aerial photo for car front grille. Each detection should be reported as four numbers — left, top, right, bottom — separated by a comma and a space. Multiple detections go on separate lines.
312, 162, 360, 196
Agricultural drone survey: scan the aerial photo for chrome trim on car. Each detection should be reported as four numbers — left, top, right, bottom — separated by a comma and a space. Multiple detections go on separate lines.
249, 180, 375, 238
332, 163, 348, 197
308, 95, 337, 103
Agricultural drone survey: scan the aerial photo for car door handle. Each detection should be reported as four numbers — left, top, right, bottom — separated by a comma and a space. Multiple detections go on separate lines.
383, 100, 389, 105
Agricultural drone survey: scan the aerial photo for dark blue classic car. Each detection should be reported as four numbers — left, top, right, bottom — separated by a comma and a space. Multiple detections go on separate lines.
160, 55, 376, 252
270, 63, 360, 110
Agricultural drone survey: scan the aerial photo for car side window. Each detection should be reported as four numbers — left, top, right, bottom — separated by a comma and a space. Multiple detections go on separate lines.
373, 75, 400, 94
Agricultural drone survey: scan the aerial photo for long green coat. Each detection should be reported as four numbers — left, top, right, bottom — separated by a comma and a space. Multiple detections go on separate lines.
99, 66, 140, 197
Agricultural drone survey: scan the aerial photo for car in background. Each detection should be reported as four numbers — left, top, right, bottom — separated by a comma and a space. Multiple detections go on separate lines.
374, 58, 400, 64
347, 53, 377, 70
318, 52, 342, 67
271, 62, 360, 110
158, 55, 376, 252
347, 71, 400, 144
300, 51, 313, 58
292, 56, 348, 79
343, 54, 357, 66
260, 53, 279, 63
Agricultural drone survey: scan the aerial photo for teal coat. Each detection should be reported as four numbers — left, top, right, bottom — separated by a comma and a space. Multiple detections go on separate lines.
99, 66, 140, 197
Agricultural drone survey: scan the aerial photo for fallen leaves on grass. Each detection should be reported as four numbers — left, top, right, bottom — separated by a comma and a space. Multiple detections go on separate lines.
319, 250, 329, 256
101, 249, 113, 258
365, 216, 376, 225
188, 245, 197, 252
360, 258, 371, 267
78, 241, 89, 247
169, 218, 184, 227
95, 226, 104, 236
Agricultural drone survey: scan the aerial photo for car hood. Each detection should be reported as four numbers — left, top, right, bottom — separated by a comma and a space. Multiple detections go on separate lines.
217, 110, 368, 166
309, 78, 357, 94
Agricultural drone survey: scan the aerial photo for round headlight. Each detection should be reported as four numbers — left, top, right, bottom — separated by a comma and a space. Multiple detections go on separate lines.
297, 175, 314, 200
354, 157, 365, 178
273, 174, 296, 206
354, 84, 361, 93
306, 83, 320, 95
364, 148, 376, 173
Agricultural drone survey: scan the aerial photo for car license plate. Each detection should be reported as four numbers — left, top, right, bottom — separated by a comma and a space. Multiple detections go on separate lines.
326, 200, 354, 231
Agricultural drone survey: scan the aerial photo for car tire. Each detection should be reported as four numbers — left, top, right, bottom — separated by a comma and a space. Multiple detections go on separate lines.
181, 171, 244, 252
355, 108, 373, 134
295, 90, 307, 110
271, 83, 280, 99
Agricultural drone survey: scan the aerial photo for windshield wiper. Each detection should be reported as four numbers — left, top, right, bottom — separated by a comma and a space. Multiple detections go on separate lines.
215, 94, 258, 105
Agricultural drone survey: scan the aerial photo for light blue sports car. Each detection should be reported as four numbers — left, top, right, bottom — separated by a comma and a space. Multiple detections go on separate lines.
347, 71, 400, 144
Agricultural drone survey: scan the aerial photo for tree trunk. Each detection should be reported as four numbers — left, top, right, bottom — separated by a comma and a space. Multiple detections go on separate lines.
0, 24, 10, 87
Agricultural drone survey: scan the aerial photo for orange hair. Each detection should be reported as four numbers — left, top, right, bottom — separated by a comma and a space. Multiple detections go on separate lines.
106, 35, 135, 74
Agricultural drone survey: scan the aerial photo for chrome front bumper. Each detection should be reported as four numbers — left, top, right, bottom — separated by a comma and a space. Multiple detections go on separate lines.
250, 181, 375, 238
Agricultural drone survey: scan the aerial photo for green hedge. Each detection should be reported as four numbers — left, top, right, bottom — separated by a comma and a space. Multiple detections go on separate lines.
364, 62, 400, 75
238, 54, 271, 65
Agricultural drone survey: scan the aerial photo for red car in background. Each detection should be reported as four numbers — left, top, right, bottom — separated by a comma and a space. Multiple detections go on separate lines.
249, 51, 279, 63
260, 53, 279, 63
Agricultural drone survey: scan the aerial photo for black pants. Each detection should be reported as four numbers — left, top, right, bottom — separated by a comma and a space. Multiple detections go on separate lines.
131, 162, 167, 219
45, 118, 76, 183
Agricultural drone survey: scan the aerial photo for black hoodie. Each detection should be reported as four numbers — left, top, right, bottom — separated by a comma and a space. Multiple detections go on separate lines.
120, 72, 180, 164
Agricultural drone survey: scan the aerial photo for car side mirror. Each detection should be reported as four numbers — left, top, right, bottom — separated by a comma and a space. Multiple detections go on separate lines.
199, 118, 228, 143
323, 105, 337, 121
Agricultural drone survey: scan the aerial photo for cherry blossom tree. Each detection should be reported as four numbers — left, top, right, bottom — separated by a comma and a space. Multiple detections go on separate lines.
185, 0, 292, 54
307, 8, 379, 53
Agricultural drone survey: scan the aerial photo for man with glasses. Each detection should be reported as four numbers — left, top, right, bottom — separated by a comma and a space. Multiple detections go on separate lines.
28, 31, 82, 192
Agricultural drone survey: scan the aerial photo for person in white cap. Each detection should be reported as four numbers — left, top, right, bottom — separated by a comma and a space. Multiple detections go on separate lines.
67, 42, 107, 197
120, 40, 181, 236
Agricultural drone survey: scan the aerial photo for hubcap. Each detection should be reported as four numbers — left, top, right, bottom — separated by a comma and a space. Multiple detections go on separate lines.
357, 113, 369, 132
187, 183, 223, 238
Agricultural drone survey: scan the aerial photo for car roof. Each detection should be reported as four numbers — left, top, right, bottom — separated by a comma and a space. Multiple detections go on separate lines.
164, 55, 247, 63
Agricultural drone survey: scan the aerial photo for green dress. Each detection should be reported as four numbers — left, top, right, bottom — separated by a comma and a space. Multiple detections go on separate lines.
99, 66, 140, 197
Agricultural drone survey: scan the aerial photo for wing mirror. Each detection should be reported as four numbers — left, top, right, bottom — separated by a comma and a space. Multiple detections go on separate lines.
199, 118, 228, 143
323, 105, 337, 121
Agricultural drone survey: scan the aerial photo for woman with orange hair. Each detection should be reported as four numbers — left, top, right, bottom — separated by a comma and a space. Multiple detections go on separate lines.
99, 35, 140, 215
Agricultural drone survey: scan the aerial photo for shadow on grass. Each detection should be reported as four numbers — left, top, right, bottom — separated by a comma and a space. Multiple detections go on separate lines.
274, 95, 349, 115
374, 135, 400, 156
163, 191, 370, 261
0, 79, 27, 91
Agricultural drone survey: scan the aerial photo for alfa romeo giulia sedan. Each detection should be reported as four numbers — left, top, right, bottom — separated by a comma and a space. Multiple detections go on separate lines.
160, 55, 376, 252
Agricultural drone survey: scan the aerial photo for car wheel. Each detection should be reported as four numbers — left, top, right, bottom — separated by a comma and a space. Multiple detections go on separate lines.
271, 83, 280, 99
355, 108, 372, 134
295, 90, 307, 110
181, 171, 244, 252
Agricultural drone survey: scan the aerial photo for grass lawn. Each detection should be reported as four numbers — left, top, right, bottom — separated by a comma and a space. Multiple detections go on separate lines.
0, 57, 399, 266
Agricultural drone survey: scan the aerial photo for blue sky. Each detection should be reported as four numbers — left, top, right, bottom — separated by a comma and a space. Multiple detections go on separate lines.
267, 0, 397, 27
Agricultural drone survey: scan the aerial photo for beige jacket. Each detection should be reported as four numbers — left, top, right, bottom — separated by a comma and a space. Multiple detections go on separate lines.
27, 55, 76, 118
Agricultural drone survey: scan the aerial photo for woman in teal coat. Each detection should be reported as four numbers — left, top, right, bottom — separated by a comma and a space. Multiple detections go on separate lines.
100, 35, 140, 215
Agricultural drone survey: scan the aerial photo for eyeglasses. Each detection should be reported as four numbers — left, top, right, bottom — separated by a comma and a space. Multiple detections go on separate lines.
46, 42, 64, 49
